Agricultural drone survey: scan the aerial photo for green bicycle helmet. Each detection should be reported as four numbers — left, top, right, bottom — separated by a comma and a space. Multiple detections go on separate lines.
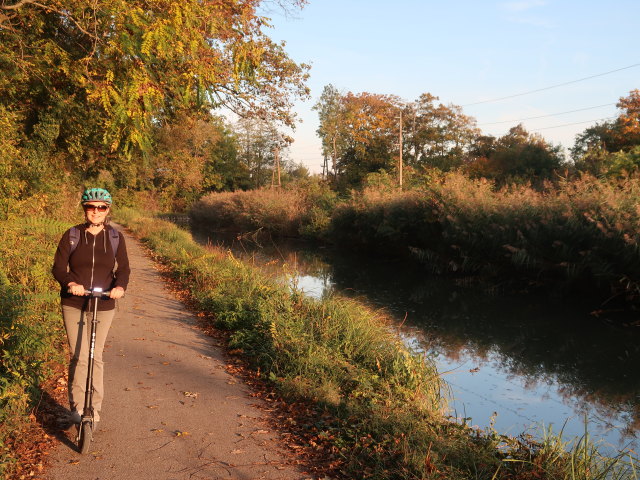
81, 187, 112, 205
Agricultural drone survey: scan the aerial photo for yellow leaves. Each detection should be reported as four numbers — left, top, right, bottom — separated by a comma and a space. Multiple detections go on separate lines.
140, 33, 153, 57
129, 7, 147, 28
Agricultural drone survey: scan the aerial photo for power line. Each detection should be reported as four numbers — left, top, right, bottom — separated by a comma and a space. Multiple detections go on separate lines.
528, 116, 616, 132
478, 103, 616, 126
462, 63, 640, 107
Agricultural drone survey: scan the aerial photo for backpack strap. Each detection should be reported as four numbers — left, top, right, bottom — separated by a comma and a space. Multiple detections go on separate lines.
108, 226, 120, 255
69, 226, 80, 254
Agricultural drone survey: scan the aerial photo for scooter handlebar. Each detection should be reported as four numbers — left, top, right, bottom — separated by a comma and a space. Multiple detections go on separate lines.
66, 288, 119, 298
84, 289, 111, 297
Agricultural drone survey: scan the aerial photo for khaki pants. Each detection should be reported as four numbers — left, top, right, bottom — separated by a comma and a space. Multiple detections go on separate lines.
62, 303, 115, 415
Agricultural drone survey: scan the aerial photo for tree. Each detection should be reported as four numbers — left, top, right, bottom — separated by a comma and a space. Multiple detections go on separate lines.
571, 90, 640, 173
235, 117, 290, 188
617, 89, 640, 141
314, 88, 402, 188
465, 124, 564, 183
202, 122, 249, 192
0, 0, 309, 192
335, 92, 402, 188
313, 84, 345, 179
404, 94, 478, 171
150, 114, 233, 208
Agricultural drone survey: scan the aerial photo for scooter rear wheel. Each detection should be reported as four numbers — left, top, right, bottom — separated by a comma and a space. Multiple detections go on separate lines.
78, 421, 92, 454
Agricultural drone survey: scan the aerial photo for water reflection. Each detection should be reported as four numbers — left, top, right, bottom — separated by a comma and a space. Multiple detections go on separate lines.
192, 228, 640, 450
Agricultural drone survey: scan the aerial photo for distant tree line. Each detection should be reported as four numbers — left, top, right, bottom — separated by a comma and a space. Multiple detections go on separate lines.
314, 85, 640, 189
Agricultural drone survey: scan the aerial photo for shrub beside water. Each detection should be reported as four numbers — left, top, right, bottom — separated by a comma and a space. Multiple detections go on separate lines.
118, 208, 638, 479
191, 180, 338, 240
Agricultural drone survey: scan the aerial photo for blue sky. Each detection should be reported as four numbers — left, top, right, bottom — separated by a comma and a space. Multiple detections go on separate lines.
265, 1, 639, 173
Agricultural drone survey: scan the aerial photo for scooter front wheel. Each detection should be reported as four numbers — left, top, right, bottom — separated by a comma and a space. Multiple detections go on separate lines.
78, 421, 92, 454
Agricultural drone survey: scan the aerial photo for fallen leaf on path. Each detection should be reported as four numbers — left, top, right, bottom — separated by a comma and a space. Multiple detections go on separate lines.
182, 391, 198, 398
174, 431, 190, 437
151, 428, 164, 433
147, 405, 159, 409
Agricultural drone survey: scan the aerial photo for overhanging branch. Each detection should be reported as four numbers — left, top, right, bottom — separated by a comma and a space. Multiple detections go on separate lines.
1, 0, 97, 39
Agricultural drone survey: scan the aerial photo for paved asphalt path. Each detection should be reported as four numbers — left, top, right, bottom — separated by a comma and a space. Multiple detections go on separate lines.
47, 227, 306, 480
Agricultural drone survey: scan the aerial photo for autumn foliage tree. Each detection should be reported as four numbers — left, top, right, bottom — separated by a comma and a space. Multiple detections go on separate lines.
0, 0, 309, 207
403, 93, 479, 171
571, 90, 640, 175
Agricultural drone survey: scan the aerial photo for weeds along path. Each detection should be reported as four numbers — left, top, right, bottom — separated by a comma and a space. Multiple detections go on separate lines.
46, 227, 304, 480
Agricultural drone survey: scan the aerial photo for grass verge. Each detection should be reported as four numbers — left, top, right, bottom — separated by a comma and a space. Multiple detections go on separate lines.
118, 207, 638, 479
0, 216, 69, 478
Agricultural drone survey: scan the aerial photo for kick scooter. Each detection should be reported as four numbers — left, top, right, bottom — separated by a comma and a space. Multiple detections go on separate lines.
76, 287, 111, 454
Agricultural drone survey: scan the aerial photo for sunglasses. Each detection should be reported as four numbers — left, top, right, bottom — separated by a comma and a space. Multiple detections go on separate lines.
83, 204, 110, 212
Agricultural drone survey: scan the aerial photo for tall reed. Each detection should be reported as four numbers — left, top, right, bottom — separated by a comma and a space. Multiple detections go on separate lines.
192, 173, 640, 305
191, 180, 338, 239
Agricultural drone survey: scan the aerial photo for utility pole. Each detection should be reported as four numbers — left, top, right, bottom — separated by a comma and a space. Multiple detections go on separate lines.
398, 110, 403, 190
274, 145, 281, 188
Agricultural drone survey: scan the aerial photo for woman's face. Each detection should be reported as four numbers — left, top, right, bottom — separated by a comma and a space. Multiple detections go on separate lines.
83, 202, 110, 224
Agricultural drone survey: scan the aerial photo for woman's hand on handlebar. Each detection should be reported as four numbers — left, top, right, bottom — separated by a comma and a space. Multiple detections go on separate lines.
68, 282, 85, 296
109, 286, 125, 299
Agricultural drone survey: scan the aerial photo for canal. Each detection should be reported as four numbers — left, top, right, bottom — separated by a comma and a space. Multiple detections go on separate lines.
191, 225, 640, 453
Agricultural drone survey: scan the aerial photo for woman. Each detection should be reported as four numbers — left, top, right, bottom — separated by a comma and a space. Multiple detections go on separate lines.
52, 188, 130, 425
